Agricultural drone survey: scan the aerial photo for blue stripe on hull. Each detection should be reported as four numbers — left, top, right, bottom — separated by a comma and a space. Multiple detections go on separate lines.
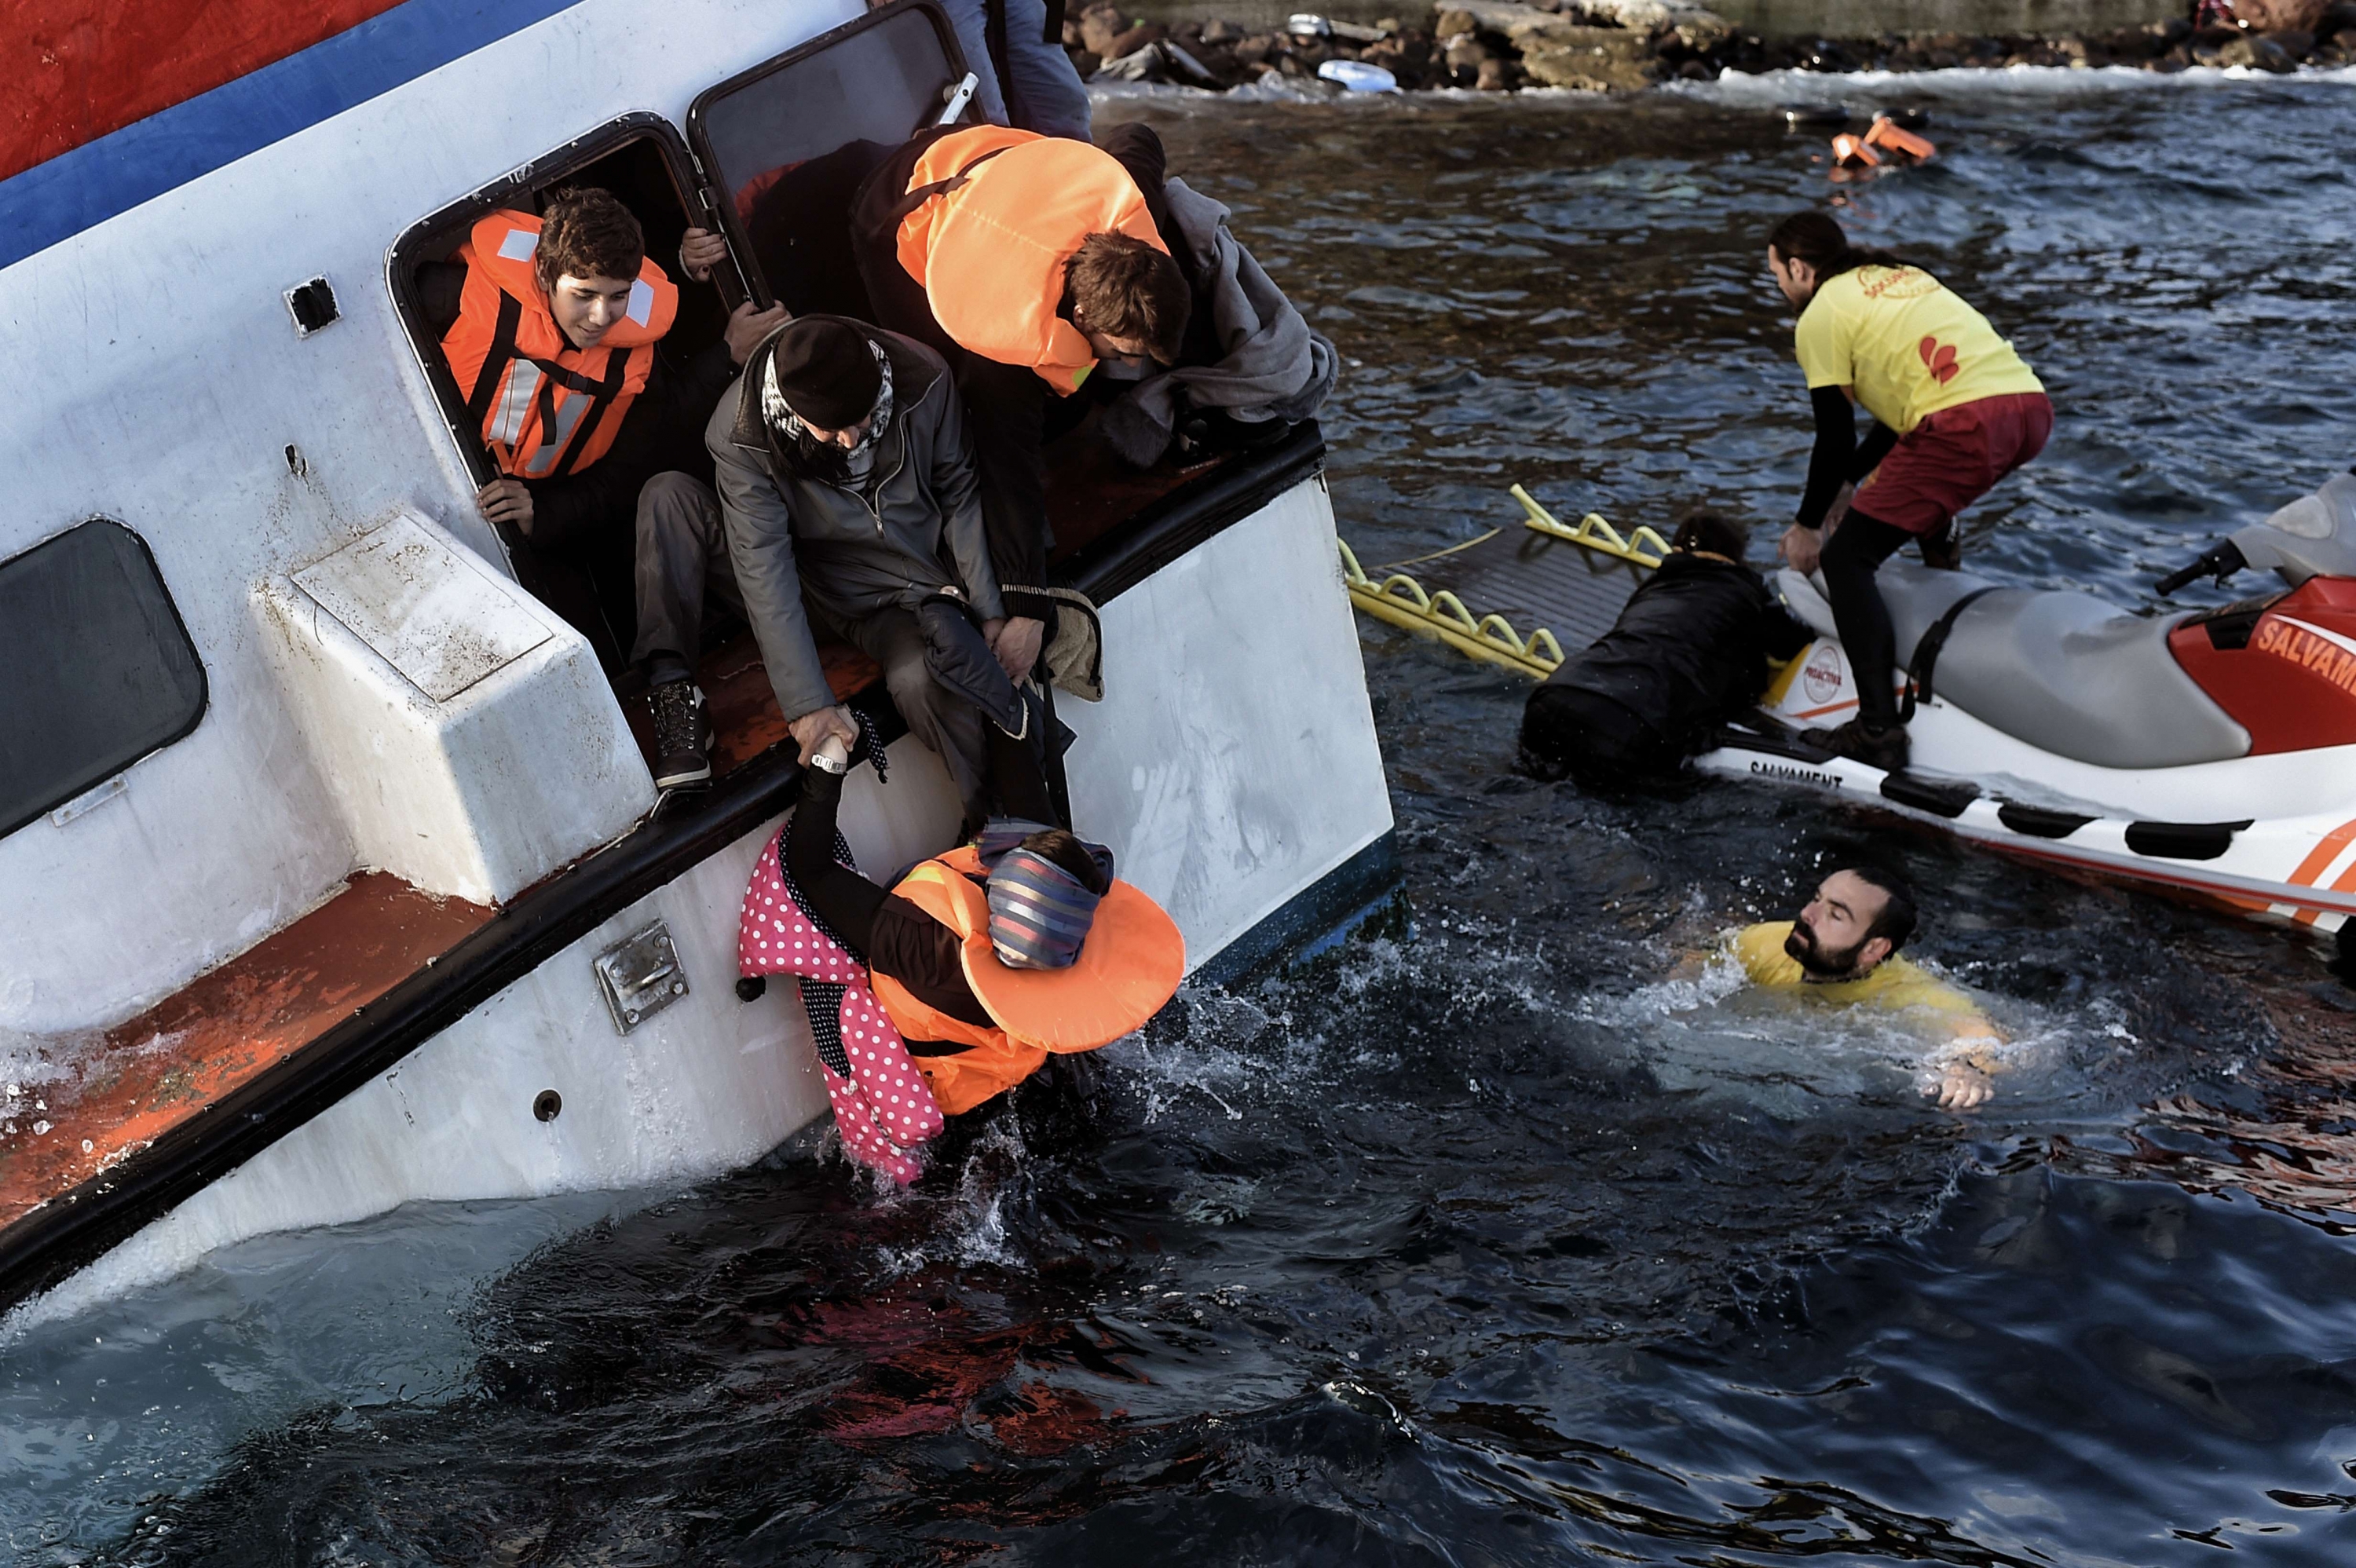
0, 0, 585, 273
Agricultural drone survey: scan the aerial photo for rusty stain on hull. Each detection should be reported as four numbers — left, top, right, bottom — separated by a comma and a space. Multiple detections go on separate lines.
0, 874, 492, 1230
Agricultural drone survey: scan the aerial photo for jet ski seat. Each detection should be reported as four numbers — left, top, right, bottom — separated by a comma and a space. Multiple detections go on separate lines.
1776, 561, 2251, 769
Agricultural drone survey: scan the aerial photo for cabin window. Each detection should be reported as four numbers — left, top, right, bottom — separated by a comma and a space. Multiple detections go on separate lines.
0, 520, 207, 838
687, 2, 967, 313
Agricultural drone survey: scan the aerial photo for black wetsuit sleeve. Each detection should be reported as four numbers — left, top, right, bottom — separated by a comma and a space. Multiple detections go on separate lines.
1795, 385, 1857, 531
1849, 418, 1898, 481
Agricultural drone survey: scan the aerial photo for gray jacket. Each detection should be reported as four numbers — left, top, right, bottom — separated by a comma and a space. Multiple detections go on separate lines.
1099, 177, 1339, 467
708, 322, 1003, 722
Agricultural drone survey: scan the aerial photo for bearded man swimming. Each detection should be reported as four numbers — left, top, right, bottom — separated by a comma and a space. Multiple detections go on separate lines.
1728, 865, 2003, 1109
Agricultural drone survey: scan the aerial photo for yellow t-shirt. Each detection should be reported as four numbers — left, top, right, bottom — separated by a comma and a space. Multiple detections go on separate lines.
1793, 265, 2043, 435
1731, 922, 2001, 1050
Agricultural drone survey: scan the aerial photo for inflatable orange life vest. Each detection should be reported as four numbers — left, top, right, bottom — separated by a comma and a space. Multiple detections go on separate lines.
892, 126, 1166, 397
871, 845, 1186, 1114
439, 210, 679, 481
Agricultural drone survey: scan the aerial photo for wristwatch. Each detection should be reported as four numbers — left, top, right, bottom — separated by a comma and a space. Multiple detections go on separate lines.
810, 748, 849, 776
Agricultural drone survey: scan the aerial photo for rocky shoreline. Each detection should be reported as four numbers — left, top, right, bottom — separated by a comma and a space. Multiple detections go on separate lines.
1068, 0, 2356, 92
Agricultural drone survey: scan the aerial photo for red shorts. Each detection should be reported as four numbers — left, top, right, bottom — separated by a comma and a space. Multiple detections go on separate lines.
1853, 391, 2053, 535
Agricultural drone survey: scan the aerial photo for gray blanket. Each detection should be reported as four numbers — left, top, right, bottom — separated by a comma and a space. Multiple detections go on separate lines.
1099, 177, 1338, 468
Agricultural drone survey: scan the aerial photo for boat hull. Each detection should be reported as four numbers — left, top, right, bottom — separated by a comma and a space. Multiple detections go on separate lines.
5, 466, 1395, 1326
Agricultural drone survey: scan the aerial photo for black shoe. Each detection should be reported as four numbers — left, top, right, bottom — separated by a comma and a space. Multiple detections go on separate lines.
1802, 717, 1909, 770
649, 681, 712, 789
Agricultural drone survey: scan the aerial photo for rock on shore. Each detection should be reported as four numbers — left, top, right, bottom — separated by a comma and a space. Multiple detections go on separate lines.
1066, 0, 2356, 92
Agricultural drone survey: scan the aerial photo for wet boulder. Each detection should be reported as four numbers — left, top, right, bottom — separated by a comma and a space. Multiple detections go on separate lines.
1520, 24, 1655, 87
2217, 31, 2296, 68
1077, 3, 1129, 59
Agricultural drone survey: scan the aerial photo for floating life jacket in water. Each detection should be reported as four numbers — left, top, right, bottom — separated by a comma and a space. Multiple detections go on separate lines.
890, 126, 1166, 397
872, 844, 1186, 1114
439, 210, 678, 480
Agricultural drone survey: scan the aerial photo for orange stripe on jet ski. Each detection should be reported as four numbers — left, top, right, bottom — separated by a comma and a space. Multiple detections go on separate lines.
2284, 815, 2356, 925
2292, 847, 2356, 926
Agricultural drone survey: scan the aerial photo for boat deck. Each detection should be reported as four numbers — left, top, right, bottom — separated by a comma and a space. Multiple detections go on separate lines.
0, 874, 494, 1230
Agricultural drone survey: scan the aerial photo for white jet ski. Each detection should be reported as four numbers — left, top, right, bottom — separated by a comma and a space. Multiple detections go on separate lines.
1696, 470, 2356, 952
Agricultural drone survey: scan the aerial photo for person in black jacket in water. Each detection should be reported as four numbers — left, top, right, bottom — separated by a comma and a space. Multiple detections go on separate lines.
1520, 513, 1813, 784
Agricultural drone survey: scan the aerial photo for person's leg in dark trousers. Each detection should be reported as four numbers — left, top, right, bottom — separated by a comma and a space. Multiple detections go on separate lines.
631, 472, 744, 786
631, 472, 743, 686
1814, 510, 1917, 759
815, 605, 994, 828
986, 704, 1058, 824
785, 764, 890, 952
956, 357, 1055, 587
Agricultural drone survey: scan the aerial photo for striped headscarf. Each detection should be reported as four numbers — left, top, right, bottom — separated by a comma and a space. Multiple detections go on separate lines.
978, 818, 1115, 970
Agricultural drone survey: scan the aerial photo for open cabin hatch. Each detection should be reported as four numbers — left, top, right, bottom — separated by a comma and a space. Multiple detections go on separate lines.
683, 0, 969, 315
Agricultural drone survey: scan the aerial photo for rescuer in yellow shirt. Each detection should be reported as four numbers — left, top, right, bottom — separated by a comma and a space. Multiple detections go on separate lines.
1730, 866, 2004, 1109
1766, 210, 2054, 773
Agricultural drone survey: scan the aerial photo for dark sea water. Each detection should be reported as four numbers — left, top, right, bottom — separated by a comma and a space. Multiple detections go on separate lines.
10, 67, 2356, 1567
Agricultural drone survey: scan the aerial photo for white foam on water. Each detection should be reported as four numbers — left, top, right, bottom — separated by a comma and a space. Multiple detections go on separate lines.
1670, 60, 2356, 106
1571, 932, 2079, 1117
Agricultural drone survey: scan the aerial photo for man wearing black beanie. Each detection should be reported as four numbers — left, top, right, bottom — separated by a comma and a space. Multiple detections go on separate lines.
708, 316, 1052, 828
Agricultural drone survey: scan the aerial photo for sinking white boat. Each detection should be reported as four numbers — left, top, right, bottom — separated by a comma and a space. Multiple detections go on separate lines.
0, 0, 1393, 1320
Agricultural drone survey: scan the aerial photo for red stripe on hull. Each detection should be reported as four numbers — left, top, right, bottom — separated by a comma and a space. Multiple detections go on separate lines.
1, 0, 404, 182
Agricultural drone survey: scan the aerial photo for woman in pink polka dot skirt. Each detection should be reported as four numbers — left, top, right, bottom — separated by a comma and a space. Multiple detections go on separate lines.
737, 730, 952, 1184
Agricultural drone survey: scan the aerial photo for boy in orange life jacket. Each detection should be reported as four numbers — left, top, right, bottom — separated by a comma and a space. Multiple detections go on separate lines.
424, 188, 787, 789
847, 125, 1192, 685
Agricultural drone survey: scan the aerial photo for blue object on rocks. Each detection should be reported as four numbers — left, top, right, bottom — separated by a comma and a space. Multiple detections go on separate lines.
1318, 58, 1399, 92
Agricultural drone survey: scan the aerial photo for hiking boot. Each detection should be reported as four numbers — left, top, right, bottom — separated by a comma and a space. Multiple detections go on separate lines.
1802, 717, 1909, 771
649, 681, 712, 790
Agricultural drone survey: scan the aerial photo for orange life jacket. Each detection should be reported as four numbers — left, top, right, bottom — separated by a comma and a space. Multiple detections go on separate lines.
892, 126, 1167, 397
439, 210, 679, 481
871, 844, 1186, 1115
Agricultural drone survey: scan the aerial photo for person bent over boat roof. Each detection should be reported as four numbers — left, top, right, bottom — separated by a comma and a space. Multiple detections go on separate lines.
713, 315, 1052, 832
1520, 514, 1813, 784
1767, 211, 2052, 773
736, 725, 1183, 1182
426, 187, 788, 789
847, 123, 1193, 686
1730, 866, 2003, 1109
1083, 123, 1337, 468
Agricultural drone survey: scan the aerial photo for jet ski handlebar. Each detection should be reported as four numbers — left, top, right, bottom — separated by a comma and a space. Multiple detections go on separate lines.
2156, 539, 2248, 598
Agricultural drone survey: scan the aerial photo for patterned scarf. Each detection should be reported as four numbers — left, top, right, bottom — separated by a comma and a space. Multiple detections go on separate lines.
762, 338, 894, 488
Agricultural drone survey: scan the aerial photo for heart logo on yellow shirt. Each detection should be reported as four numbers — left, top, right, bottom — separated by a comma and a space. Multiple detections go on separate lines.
1918, 335, 1959, 385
